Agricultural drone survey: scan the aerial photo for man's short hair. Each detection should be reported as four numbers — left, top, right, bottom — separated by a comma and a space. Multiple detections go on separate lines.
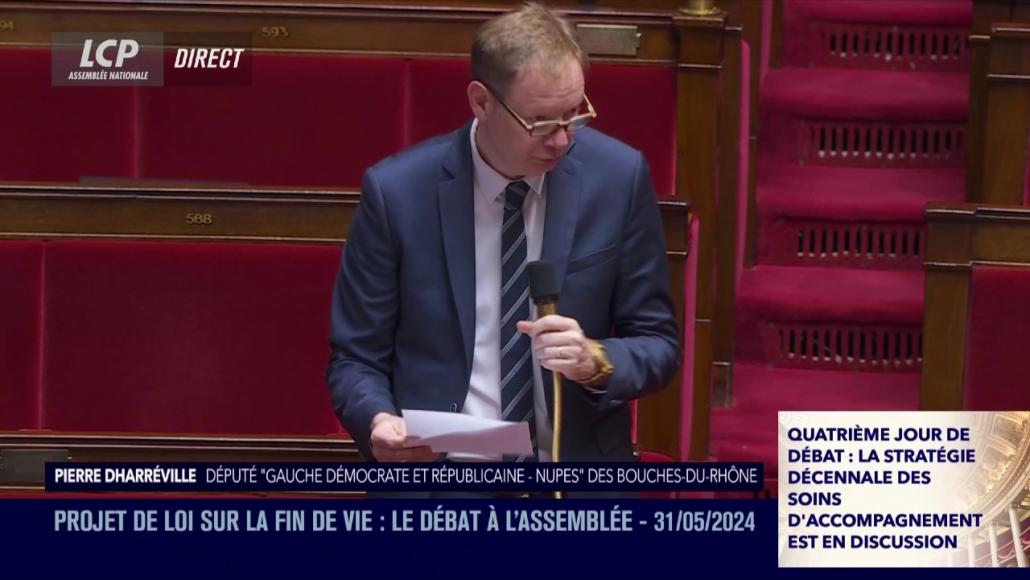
471, 2, 588, 98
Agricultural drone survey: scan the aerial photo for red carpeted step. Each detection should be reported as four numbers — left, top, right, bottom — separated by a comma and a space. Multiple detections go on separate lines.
786, 0, 972, 28
755, 164, 964, 268
709, 363, 921, 477
782, 0, 973, 72
737, 265, 924, 324
758, 164, 964, 223
761, 67, 968, 123
718, 0, 970, 491
734, 266, 924, 369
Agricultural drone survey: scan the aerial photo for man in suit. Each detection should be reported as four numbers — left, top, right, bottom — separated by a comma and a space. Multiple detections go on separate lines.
326, 3, 678, 465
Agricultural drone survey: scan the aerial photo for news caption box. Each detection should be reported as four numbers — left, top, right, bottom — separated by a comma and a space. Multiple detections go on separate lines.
46, 462, 763, 494
778, 411, 1029, 568
47, 499, 765, 536
29, 497, 774, 580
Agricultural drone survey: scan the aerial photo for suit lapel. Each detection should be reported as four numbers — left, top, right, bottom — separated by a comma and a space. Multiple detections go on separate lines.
541, 153, 582, 290
438, 126, 477, 378
540, 152, 583, 420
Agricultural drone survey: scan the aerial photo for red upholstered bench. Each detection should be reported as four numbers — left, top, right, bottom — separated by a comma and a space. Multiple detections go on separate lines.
140, 55, 676, 191
963, 266, 1030, 410
0, 49, 135, 182
0, 238, 344, 436
0, 241, 44, 429
0, 50, 676, 194
137, 55, 408, 188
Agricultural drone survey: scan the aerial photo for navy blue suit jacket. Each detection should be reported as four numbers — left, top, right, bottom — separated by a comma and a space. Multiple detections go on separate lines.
327, 123, 679, 461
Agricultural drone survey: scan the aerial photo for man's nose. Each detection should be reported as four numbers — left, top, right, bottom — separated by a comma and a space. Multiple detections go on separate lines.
545, 125, 571, 150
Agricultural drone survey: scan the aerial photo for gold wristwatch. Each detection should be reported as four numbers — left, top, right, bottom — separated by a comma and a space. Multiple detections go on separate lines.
580, 339, 614, 389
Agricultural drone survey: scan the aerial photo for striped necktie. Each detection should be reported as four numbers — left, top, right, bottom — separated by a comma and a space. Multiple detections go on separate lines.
499, 180, 536, 460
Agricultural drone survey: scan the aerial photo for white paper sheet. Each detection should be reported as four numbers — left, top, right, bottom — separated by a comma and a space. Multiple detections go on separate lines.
401, 409, 533, 456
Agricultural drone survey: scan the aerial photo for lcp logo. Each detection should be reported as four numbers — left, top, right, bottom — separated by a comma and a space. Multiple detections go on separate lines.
79, 38, 140, 68
52, 32, 164, 86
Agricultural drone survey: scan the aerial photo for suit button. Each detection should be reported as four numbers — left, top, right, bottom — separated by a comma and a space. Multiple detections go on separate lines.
450, 403, 458, 412
609, 400, 621, 408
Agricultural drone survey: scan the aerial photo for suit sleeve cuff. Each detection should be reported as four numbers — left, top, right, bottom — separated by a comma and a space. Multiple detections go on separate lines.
588, 338, 634, 409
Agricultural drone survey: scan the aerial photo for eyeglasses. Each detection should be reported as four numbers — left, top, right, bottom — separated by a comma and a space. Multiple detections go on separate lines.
479, 81, 597, 138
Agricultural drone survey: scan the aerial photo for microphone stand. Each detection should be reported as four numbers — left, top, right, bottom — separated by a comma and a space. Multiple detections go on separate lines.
527, 260, 563, 500
536, 299, 563, 500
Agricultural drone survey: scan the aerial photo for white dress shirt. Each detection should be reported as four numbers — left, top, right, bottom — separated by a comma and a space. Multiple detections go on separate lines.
454, 119, 553, 461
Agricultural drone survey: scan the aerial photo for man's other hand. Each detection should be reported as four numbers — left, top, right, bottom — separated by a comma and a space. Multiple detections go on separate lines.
369, 412, 439, 462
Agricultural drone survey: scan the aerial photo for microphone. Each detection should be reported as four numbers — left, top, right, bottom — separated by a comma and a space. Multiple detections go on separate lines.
527, 260, 560, 317
527, 261, 564, 498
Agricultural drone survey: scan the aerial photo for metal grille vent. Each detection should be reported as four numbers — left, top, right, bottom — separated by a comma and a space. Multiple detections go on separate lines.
766, 221, 924, 268
767, 324, 922, 372
806, 22, 969, 71
801, 121, 964, 168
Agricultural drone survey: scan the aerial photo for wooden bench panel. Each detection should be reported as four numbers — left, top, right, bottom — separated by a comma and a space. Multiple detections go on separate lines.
980, 24, 1030, 205
923, 203, 1030, 409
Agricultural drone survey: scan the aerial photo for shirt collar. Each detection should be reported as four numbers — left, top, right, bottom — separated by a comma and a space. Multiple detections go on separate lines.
470, 119, 545, 204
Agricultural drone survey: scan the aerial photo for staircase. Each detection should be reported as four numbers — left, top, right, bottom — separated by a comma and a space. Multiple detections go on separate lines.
709, 0, 972, 485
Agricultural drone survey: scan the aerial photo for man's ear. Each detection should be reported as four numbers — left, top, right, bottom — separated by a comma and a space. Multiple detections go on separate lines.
467, 81, 490, 121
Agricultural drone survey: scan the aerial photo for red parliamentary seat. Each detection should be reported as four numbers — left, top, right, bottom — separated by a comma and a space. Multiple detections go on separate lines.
0, 48, 677, 194
963, 266, 1030, 410
138, 54, 408, 188
0, 241, 44, 429
0, 49, 135, 182
587, 64, 677, 197
37, 240, 343, 434
408, 58, 473, 147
